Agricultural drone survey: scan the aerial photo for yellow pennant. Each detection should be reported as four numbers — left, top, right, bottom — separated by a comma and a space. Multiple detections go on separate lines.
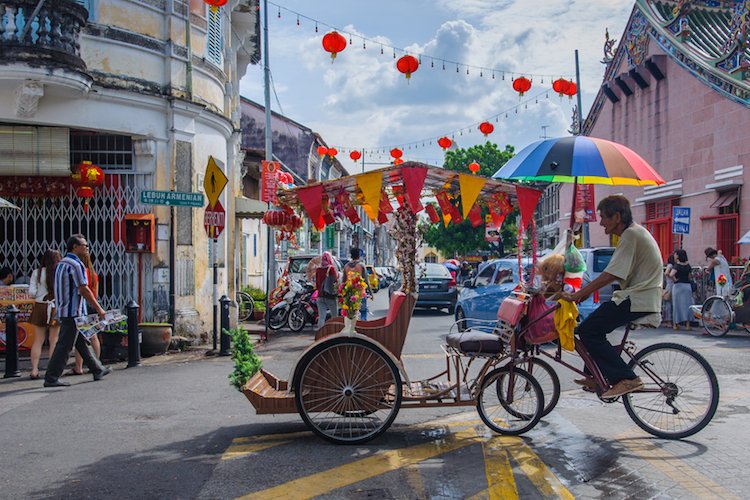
459, 173, 486, 218
443, 211, 451, 227
356, 171, 383, 222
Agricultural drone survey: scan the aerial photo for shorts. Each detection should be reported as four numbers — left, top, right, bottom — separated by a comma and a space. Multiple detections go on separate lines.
28, 302, 58, 327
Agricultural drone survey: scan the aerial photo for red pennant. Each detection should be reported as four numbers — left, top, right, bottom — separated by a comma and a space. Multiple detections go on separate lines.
379, 190, 393, 214
425, 204, 440, 223
345, 206, 360, 224
516, 185, 543, 230
296, 184, 325, 229
435, 192, 454, 224
468, 204, 483, 227
497, 193, 512, 215
448, 195, 463, 224
401, 167, 428, 214
377, 211, 389, 224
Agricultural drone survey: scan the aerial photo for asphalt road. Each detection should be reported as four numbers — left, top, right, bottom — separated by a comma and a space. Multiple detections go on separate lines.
2, 289, 750, 499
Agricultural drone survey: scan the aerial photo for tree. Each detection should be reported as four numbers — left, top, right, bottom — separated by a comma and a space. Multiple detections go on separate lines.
420, 142, 519, 259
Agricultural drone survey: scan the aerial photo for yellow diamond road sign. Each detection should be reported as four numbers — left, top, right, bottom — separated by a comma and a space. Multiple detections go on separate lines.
204, 156, 228, 208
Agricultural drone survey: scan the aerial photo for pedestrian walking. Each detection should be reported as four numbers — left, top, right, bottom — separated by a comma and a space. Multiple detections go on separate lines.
315, 251, 339, 330
43, 235, 110, 388
28, 249, 62, 380
669, 249, 694, 331
73, 252, 102, 375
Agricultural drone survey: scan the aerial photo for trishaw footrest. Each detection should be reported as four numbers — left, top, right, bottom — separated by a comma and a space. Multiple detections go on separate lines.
241, 369, 297, 415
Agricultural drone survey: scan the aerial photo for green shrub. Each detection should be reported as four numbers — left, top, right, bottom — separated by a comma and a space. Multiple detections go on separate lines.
254, 301, 266, 313
244, 286, 267, 301
227, 327, 262, 391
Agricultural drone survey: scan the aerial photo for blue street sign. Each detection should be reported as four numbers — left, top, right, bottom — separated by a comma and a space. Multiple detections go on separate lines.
672, 206, 690, 234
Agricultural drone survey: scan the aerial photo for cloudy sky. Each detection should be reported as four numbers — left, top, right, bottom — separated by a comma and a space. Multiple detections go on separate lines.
239, 0, 634, 173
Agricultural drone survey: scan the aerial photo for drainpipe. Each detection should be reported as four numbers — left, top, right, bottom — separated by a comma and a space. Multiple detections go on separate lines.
185, 2, 193, 98
166, 0, 176, 326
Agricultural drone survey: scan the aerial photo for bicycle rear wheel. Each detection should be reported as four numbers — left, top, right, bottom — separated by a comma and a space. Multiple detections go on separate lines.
623, 343, 719, 439
502, 358, 560, 417
236, 291, 255, 322
477, 367, 543, 436
701, 296, 730, 337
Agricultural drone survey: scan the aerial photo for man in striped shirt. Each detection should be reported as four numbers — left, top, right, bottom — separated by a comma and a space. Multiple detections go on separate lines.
44, 234, 111, 387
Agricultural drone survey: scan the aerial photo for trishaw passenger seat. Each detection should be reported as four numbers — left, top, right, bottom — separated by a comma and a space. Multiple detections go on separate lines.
446, 330, 504, 355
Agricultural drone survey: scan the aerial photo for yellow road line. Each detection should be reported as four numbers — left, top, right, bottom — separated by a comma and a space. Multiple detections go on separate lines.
617, 431, 738, 500
237, 427, 483, 500
501, 437, 574, 499
222, 431, 308, 460
480, 436, 519, 500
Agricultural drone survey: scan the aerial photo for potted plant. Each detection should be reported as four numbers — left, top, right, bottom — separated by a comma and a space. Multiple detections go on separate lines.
99, 319, 128, 361
247, 286, 267, 321
227, 327, 261, 391
138, 322, 172, 356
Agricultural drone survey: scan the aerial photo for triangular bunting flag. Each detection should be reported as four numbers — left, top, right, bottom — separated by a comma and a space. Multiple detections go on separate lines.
356, 171, 383, 222
468, 204, 484, 227
459, 174, 486, 218
296, 184, 325, 230
401, 167, 428, 214
516, 185, 543, 230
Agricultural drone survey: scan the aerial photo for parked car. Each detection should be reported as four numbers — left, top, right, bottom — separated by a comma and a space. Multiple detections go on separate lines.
576, 247, 616, 321
287, 254, 343, 285
455, 259, 529, 329
416, 263, 458, 314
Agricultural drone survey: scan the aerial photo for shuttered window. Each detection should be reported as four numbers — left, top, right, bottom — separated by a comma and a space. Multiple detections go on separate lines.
207, 7, 223, 66
0, 126, 70, 176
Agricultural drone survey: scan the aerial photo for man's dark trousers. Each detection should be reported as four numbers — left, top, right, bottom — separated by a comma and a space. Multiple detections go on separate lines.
45, 318, 104, 383
576, 299, 648, 384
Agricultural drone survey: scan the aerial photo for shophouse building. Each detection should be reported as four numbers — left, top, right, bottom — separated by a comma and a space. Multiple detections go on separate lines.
559, 0, 750, 265
0, 0, 259, 339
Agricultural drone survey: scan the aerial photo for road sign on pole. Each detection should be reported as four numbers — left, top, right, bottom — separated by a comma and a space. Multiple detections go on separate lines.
672, 206, 691, 234
141, 190, 204, 207
204, 200, 226, 238
204, 156, 228, 208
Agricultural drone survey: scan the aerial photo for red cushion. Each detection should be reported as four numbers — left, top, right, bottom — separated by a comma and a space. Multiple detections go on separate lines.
385, 291, 407, 325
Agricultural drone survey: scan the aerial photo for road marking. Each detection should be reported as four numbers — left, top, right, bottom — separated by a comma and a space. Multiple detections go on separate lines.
221, 431, 308, 460
617, 430, 739, 500
237, 427, 484, 500
480, 436, 518, 499
500, 437, 574, 500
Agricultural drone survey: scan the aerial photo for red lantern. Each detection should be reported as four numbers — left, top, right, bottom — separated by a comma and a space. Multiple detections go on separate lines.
203, 0, 228, 10
349, 150, 362, 161
512, 76, 532, 97
469, 162, 480, 174
79, 162, 104, 187
478, 122, 494, 137
327, 147, 338, 157
437, 137, 452, 150
76, 186, 94, 213
316, 146, 328, 157
396, 55, 419, 81
322, 31, 347, 61
552, 78, 570, 97
563, 81, 577, 99
393, 158, 404, 166
263, 209, 290, 227
390, 148, 403, 159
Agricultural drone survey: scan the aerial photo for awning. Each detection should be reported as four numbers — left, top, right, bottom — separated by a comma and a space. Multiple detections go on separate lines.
710, 191, 738, 208
235, 197, 267, 219
0, 196, 20, 210
739, 229, 750, 244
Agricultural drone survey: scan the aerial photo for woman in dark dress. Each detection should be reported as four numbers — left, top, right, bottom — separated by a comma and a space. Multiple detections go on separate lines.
669, 249, 694, 330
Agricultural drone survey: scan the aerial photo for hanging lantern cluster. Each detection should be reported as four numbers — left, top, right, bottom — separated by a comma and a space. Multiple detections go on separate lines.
552, 78, 578, 99
263, 207, 303, 241
276, 171, 295, 189
316, 146, 338, 158
71, 160, 104, 213
322, 31, 347, 61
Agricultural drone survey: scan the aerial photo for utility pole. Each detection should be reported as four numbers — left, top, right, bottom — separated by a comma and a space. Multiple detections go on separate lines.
263, 0, 274, 341
540, 125, 549, 139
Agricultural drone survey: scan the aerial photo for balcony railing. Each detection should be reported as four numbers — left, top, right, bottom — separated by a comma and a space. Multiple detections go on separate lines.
0, 0, 88, 71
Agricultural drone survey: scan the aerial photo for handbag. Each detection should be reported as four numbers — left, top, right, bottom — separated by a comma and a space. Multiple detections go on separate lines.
662, 289, 672, 301
524, 294, 558, 344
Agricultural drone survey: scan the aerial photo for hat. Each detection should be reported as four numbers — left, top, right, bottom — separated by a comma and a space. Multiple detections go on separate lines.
705, 247, 717, 259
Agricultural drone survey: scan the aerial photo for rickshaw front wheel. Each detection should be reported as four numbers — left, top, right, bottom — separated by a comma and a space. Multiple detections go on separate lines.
477, 366, 543, 436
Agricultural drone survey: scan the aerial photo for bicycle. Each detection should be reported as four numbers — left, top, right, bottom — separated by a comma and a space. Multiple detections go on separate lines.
698, 282, 750, 336
499, 292, 720, 439
236, 291, 255, 322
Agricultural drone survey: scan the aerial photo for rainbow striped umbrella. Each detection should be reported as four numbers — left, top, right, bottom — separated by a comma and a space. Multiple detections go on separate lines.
492, 136, 665, 186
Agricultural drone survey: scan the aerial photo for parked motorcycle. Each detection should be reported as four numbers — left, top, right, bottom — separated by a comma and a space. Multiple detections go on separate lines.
287, 283, 318, 332
268, 279, 305, 330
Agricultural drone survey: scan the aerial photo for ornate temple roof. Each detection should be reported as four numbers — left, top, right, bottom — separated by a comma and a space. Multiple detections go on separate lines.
583, 0, 750, 133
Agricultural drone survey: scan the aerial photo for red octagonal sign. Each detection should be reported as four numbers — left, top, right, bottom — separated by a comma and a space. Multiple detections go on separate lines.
204, 200, 225, 239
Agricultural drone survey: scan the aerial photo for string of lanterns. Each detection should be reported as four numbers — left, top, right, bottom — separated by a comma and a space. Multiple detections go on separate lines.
268, 1, 575, 85
331, 88, 564, 159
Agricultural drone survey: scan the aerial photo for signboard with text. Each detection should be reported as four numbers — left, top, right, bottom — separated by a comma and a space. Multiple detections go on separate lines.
141, 190, 204, 207
204, 200, 226, 239
574, 184, 597, 222
672, 206, 690, 234
261, 160, 279, 204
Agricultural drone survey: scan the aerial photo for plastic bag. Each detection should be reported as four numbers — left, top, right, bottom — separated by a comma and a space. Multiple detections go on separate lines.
524, 294, 558, 344
564, 244, 586, 273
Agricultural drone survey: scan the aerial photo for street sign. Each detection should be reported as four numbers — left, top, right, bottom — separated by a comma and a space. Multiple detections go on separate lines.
141, 190, 204, 207
204, 156, 228, 208
204, 200, 226, 239
261, 160, 279, 204
672, 206, 691, 234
